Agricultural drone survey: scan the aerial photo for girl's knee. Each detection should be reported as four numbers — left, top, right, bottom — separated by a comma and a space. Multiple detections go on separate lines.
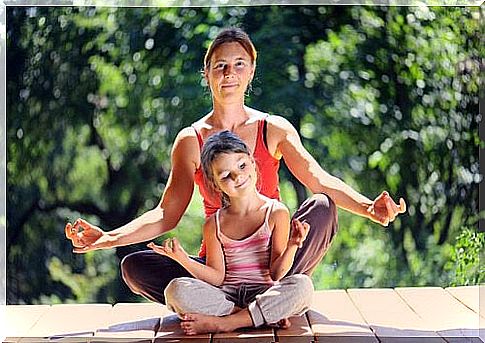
291, 274, 314, 305
165, 277, 192, 301
294, 274, 314, 292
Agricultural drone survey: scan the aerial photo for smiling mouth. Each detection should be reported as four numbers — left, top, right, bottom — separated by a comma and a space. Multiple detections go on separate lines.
221, 83, 238, 89
235, 177, 249, 188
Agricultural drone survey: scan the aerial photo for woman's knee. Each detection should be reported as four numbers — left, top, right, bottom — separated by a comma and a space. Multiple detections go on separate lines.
311, 193, 337, 215
120, 251, 144, 291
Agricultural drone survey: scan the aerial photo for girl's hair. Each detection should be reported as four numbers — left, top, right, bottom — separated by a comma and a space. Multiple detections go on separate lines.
201, 130, 251, 207
204, 27, 257, 70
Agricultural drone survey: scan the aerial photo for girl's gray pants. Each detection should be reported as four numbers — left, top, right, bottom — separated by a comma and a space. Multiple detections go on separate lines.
164, 274, 313, 327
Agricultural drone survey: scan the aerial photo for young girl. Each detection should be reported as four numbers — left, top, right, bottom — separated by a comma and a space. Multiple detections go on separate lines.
147, 130, 313, 335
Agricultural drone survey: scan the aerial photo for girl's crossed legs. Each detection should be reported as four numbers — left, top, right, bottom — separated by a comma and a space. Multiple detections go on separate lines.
164, 274, 313, 335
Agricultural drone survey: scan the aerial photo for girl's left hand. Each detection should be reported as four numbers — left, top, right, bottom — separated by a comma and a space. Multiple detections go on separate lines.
289, 219, 310, 248
147, 238, 189, 263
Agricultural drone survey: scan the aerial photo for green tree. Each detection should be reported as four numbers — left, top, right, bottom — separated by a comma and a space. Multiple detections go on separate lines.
7, 6, 482, 304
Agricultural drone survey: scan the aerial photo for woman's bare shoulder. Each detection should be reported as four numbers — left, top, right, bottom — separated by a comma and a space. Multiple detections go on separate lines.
265, 114, 295, 132
191, 113, 213, 132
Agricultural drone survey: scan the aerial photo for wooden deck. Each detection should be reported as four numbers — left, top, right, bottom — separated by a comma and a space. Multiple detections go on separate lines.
3, 286, 484, 342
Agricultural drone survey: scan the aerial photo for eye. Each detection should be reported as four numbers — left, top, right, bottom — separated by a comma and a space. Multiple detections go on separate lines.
214, 63, 225, 70
235, 61, 246, 68
239, 163, 246, 170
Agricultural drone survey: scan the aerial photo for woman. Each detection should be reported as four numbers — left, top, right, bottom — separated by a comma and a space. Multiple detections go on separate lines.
65, 27, 406, 304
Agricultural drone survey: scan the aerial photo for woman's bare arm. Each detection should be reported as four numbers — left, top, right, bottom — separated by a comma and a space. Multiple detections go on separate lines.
66, 127, 200, 252
267, 116, 406, 225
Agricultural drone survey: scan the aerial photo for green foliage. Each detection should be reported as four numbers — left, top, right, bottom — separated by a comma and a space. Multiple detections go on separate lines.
44, 250, 118, 304
6, 5, 482, 303
446, 228, 485, 286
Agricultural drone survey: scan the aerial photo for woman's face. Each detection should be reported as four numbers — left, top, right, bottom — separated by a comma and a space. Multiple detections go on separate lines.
205, 42, 255, 103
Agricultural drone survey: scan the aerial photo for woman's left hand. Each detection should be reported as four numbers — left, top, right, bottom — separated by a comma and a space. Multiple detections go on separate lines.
367, 191, 407, 227
289, 219, 310, 248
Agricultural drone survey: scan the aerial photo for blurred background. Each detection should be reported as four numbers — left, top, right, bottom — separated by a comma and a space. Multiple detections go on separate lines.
6, 5, 484, 304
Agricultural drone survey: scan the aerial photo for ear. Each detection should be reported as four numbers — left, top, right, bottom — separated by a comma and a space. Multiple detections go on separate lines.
202, 67, 210, 85
249, 64, 256, 83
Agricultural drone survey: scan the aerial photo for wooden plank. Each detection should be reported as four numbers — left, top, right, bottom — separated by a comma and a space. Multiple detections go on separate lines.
347, 288, 445, 343
446, 285, 484, 318
308, 289, 378, 342
154, 313, 210, 343
4, 305, 50, 342
92, 302, 164, 342
275, 314, 313, 343
396, 287, 480, 342
18, 304, 112, 342
212, 326, 274, 343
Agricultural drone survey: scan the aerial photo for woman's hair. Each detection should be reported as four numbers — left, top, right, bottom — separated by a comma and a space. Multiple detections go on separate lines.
200, 130, 251, 207
204, 27, 257, 70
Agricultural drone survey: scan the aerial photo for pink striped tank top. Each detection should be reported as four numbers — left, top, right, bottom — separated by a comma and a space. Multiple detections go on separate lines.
215, 201, 276, 286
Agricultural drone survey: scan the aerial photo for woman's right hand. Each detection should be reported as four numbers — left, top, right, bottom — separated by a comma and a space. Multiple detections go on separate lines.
65, 218, 111, 253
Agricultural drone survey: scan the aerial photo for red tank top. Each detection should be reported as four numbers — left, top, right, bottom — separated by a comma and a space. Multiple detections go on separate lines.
193, 116, 280, 257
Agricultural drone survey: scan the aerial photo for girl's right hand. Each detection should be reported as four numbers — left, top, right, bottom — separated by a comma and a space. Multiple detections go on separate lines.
147, 238, 188, 263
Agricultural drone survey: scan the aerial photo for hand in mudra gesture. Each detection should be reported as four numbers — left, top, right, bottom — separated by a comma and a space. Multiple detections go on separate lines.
147, 238, 189, 264
65, 218, 108, 253
368, 191, 407, 227
289, 219, 310, 248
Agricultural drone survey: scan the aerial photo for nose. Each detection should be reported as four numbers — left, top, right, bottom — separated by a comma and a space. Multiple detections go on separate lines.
232, 171, 244, 183
223, 64, 235, 78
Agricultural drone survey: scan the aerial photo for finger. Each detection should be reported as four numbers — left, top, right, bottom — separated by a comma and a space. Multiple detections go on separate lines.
76, 232, 86, 247
65, 223, 73, 239
69, 221, 80, 238
149, 244, 167, 254
73, 246, 91, 254
172, 238, 181, 251
77, 218, 94, 231
375, 191, 389, 203
385, 193, 400, 212
398, 198, 407, 213
72, 218, 82, 231
293, 219, 305, 231
385, 197, 398, 222
163, 239, 171, 250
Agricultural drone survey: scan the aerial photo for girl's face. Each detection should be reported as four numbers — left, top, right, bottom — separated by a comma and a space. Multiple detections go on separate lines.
211, 152, 257, 199
204, 42, 255, 103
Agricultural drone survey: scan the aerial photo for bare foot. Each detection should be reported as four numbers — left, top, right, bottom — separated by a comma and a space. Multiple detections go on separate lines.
269, 318, 292, 329
180, 313, 229, 335
277, 318, 291, 329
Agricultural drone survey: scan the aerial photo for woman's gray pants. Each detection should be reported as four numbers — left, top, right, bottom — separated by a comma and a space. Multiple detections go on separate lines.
164, 275, 314, 327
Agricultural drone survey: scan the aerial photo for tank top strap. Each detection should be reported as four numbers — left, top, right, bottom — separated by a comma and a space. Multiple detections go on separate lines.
263, 199, 276, 233
215, 209, 222, 240
191, 124, 204, 152
257, 115, 269, 149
